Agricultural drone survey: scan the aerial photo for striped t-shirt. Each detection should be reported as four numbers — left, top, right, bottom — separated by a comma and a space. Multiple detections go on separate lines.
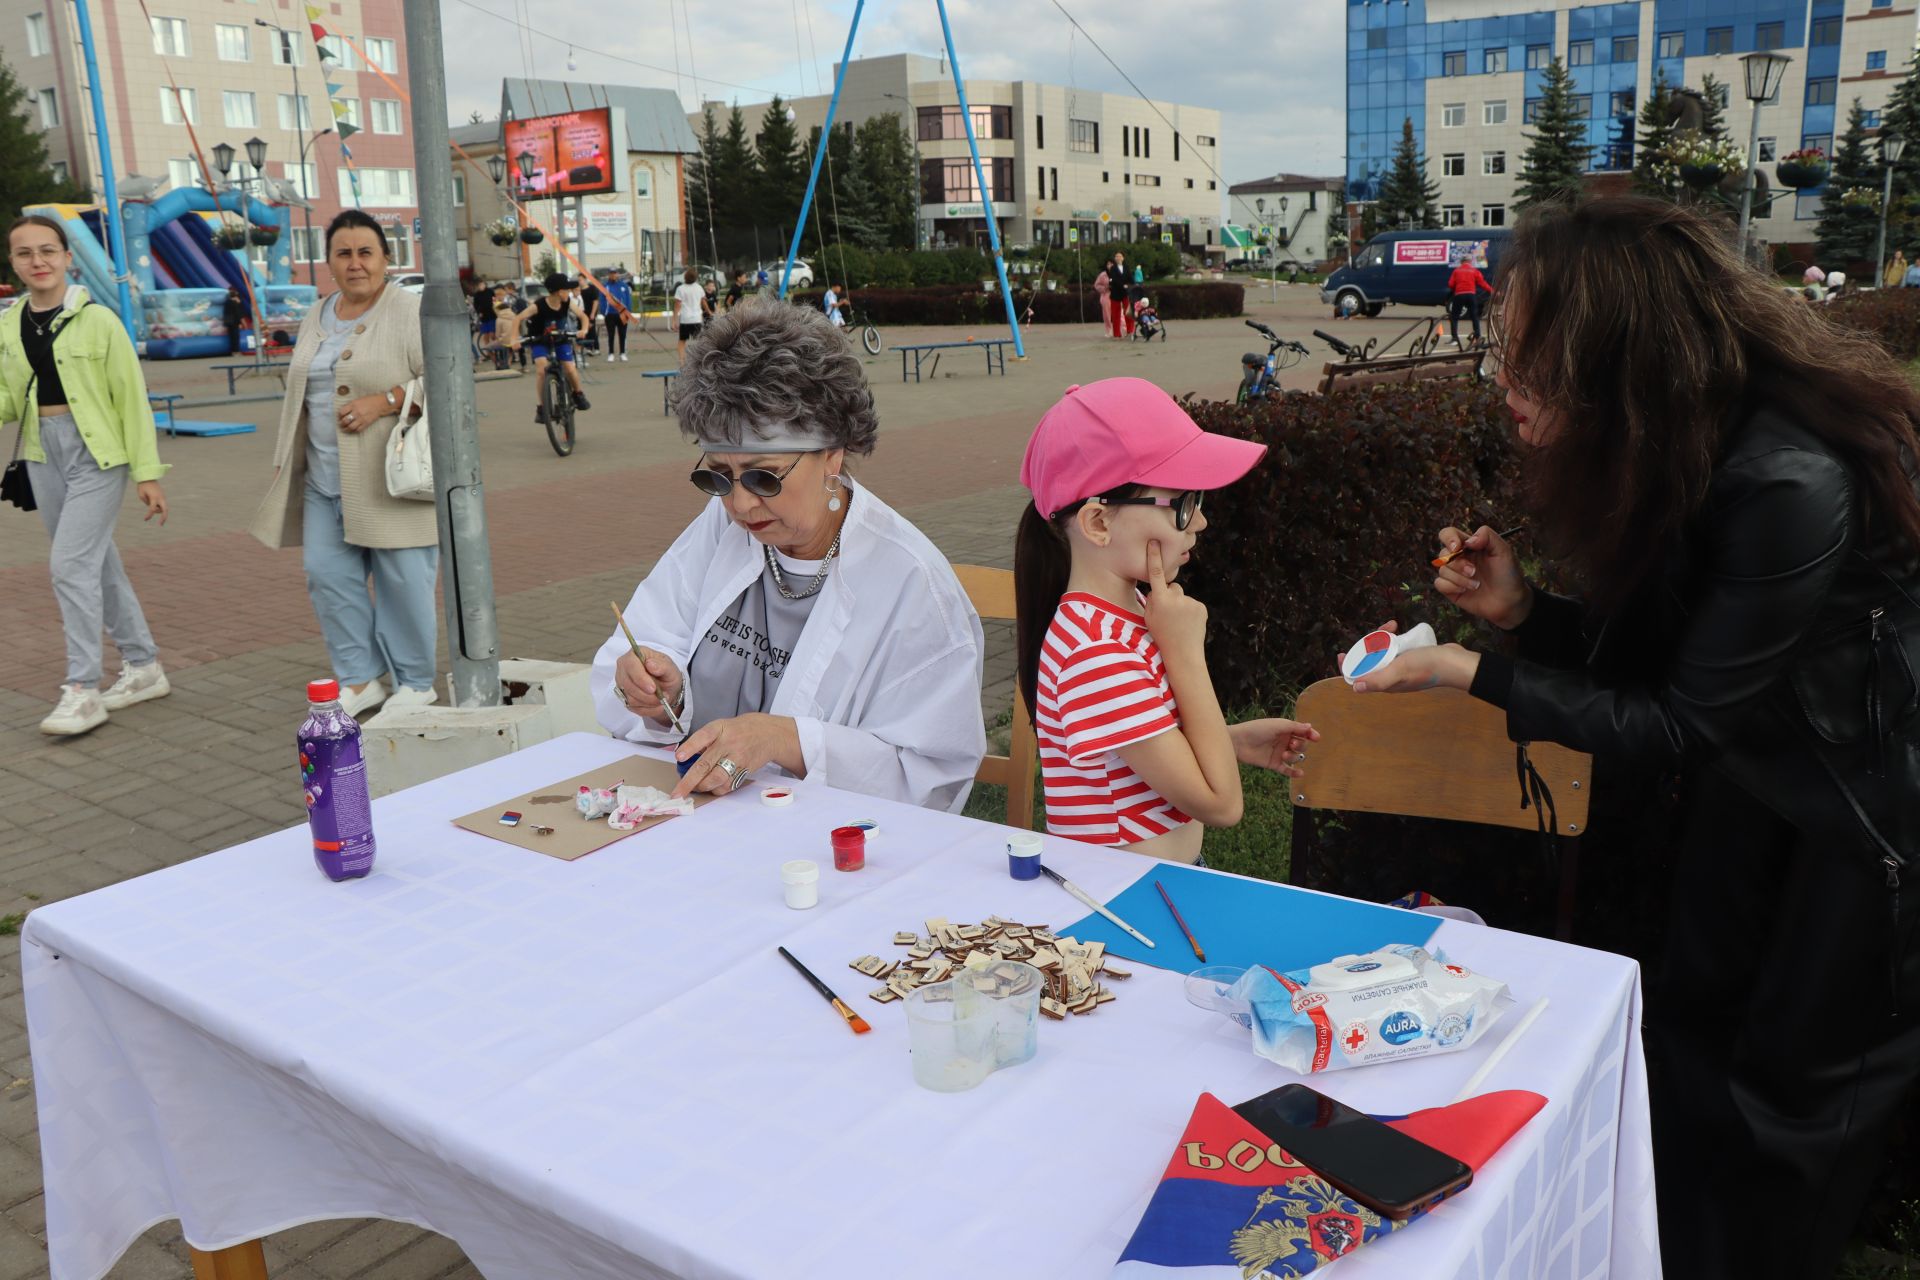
1036, 592, 1191, 845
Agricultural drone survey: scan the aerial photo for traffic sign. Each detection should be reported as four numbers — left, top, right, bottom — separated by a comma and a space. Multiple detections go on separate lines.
413, 216, 422, 238
1099, 212, 1111, 224
1160, 232, 1173, 245
1067, 227, 1080, 243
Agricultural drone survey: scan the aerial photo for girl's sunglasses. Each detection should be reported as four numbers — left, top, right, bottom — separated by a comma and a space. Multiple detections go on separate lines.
690, 454, 805, 498
1088, 489, 1204, 531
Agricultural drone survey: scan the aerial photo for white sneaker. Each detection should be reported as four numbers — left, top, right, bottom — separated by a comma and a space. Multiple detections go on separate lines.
606, 353, 616, 363
100, 660, 170, 710
339, 679, 388, 717
40, 684, 107, 736
387, 685, 439, 710
619, 353, 629, 362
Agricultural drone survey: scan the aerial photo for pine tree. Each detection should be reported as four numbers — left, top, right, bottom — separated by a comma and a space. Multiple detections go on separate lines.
1879, 48, 1920, 205
1373, 118, 1441, 230
1631, 67, 1680, 198
713, 106, 758, 236
0, 53, 82, 276
686, 103, 723, 261
753, 96, 806, 241
1699, 74, 1731, 144
1514, 57, 1592, 210
809, 123, 882, 251
854, 112, 917, 249
1817, 97, 1884, 264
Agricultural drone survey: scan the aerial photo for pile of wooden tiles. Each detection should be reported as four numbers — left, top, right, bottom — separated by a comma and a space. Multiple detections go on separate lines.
850, 915, 1130, 1018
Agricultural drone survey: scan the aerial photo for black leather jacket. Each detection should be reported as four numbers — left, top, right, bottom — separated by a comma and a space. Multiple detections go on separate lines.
1470, 410, 1920, 886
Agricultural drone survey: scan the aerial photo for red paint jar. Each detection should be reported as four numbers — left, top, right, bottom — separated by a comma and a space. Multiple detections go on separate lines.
831, 825, 866, 872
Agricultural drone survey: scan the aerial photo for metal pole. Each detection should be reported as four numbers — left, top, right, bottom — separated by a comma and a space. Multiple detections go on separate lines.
933, 0, 1026, 357
69, 0, 136, 341
403, 0, 501, 708
1738, 96, 1762, 263
1879, 162, 1895, 291
781, 0, 866, 298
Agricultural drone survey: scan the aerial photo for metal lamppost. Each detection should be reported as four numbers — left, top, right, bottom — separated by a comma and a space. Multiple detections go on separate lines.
1738, 50, 1792, 262
882, 91, 923, 250
294, 128, 332, 286
1878, 132, 1908, 290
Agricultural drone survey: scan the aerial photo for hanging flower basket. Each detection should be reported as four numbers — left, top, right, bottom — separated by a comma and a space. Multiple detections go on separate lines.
518, 227, 545, 244
248, 225, 280, 246
1841, 186, 1883, 212
1671, 135, 1746, 190
489, 232, 517, 247
212, 225, 249, 250
1776, 149, 1830, 190
1678, 162, 1726, 188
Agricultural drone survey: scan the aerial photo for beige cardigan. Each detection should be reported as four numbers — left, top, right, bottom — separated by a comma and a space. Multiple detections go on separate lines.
249, 284, 432, 550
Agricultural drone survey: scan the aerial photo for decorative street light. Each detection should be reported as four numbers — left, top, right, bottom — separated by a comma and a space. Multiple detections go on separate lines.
487, 152, 507, 186
211, 141, 235, 179
515, 148, 538, 195
1738, 50, 1793, 262
244, 135, 268, 173
1878, 132, 1908, 290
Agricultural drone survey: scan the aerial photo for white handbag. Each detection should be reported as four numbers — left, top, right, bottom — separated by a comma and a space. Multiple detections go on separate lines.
385, 378, 435, 502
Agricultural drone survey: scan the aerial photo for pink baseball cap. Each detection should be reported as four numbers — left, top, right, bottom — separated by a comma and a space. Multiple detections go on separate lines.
1021, 378, 1268, 519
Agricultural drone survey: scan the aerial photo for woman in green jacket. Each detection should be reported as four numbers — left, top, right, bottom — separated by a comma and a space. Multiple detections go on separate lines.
1, 214, 170, 735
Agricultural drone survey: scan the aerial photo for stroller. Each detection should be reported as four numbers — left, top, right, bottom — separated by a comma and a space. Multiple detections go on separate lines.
1131, 293, 1165, 342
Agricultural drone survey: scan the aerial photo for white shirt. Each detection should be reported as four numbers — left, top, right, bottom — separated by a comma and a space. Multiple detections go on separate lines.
592, 482, 988, 812
822, 288, 845, 326
674, 283, 706, 323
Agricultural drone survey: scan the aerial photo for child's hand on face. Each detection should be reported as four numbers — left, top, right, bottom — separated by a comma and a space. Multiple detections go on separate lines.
1143, 540, 1208, 660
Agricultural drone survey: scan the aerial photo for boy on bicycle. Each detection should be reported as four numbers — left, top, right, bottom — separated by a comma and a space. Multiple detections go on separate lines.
507, 272, 592, 425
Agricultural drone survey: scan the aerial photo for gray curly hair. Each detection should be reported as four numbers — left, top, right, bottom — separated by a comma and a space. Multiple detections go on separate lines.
673, 298, 879, 456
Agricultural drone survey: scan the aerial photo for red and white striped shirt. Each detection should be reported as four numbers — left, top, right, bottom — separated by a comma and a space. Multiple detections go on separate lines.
1036, 593, 1191, 845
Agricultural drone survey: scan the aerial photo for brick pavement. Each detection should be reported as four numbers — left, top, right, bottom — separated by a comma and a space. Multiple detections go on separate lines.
0, 288, 1408, 1279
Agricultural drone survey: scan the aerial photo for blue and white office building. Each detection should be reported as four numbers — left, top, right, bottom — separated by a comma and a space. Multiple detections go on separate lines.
1347, 0, 1920, 242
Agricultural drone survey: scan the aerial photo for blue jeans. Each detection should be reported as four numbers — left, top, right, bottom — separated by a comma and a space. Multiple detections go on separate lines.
301, 486, 440, 691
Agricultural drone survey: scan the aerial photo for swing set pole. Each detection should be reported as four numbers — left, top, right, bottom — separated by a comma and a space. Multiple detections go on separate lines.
934, 0, 1025, 357
779, 0, 865, 300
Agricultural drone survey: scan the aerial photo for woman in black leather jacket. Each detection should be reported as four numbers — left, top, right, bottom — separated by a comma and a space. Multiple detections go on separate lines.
1348, 197, 1920, 1279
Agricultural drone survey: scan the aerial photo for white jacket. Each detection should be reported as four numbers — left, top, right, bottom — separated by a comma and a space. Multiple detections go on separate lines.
591, 483, 988, 812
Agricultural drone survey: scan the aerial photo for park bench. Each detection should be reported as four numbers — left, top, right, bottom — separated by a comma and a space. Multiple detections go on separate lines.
641, 369, 676, 415
1317, 348, 1484, 396
211, 360, 292, 396
894, 338, 1010, 384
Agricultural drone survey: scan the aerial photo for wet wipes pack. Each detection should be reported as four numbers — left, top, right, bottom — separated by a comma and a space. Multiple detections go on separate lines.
1225, 944, 1512, 1074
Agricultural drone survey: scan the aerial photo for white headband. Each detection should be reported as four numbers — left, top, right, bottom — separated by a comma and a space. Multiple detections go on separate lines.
692, 421, 838, 455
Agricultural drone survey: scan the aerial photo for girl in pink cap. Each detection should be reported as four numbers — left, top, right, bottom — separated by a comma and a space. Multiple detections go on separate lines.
1014, 377, 1318, 863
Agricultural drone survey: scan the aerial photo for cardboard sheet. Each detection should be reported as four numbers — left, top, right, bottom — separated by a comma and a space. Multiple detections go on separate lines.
451, 755, 717, 860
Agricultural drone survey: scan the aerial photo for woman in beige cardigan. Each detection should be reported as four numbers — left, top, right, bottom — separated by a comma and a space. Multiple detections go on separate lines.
250, 211, 437, 717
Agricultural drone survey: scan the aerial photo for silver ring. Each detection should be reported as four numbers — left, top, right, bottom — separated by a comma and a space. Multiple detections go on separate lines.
717, 756, 743, 790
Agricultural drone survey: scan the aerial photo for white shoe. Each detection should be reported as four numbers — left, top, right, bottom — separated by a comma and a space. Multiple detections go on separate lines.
40, 684, 107, 736
339, 679, 388, 717
606, 353, 615, 363
386, 685, 439, 710
100, 660, 170, 710
619, 353, 629, 362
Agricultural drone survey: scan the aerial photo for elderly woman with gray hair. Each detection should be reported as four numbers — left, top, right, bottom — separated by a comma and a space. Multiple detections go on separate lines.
591, 299, 988, 811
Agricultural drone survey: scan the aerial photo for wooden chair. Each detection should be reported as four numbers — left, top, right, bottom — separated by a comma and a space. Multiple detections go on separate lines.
1288, 677, 1592, 938
953, 564, 1038, 830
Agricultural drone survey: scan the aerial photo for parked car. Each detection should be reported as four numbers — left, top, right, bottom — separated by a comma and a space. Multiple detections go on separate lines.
391, 272, 427, 295
1320, 228, 1511, 316
647, 265, 724, 294
758, 259, 815, 291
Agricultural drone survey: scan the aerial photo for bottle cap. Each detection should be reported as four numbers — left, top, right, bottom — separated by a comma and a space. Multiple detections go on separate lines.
307, 678, 340, 702
761, 786, 795, 807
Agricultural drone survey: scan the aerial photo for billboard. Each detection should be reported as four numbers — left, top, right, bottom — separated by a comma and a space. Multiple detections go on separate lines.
1391, 239, 1451, 266
503, 107, 617, 197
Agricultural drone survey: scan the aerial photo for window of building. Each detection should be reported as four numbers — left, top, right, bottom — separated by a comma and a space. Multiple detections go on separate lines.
150, 15, 188, 56
35, 87, 57, 127
25, 13, 48, 56
278, 93, 312, 131
1483, 151, 1506, 175
1070, 118, 1099, 153
1121, 126, 1129, 158
1442, 50, 1466, 76
159, 86, 195, 124
1442, 102, 1466, 127
1802, 132, 1833, 153
1142, 127, 1150, 158
1442, 153, 1466, 176
290, 226, 323, 263
282, 161, 317, 199
1482, 204, 1507, 227
1755, 22, 1785, 52
1758, 136, 1777, 162
1796, 191, 1823, 219
1873, 0, 1893, 9
1601, 143, 1634, 170
1807, 77, 1837, 106
920, 156, 1014, 203
1122, 173, 1130, 184
1485, 47, 1508, 74
1526, 43, 1550, 69
335, 98, 360, 129
1865, 108, 1884, 128
389, 230, 413, 270
1484, 99, 1507, 125
1869, 50, 1889, 71
271, 28, 303, 65
1102, 171, 1109, 182
1610, 90, 1635, 117
1811, 17, 1841, 46
1658, 31, 1684, 58
1174, 132, 1180, 161
1184, 177, 1194, 188
338, 166, 415, 208
1442, 205, 1466, 227
1569, 40, 1593, 66
167, 158, 201, 191
1035, 115, 1044, 148
318, 36, 360, 70
452, 174, 466, 206
214, 22, 248, 61
1524, 97, 1545, 124
1036, 162, 1046, 193
1709, 81, 1730, 109
1706, 27, 1733, 55
1136, 173, 1160, 187
1613, 36, 1638, 63
364, 37, 397, 72
50, 160, 66, 183
1208, 179, 1217, 190
371, 99, 402, 135
916, 104, 1014, 142
1195, 134, 1216, 146
1050, 167, 1058, 200
1572, 95, 1593, 117
215, 90, 256, 131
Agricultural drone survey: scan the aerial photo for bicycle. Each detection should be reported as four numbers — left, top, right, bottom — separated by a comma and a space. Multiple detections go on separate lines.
847, 306, 882, 356
1236, 320, 1311, 404
514, 324, 579, 457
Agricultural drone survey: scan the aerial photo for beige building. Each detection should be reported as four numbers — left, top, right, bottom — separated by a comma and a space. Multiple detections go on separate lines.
1225, 173, 1345, 266
712, 53, 1228, 252
7, 0, 420, 276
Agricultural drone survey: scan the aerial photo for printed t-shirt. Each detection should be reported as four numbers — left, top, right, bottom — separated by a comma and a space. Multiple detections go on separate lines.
685, 548, 824, 725
1035, 592, 1192, 845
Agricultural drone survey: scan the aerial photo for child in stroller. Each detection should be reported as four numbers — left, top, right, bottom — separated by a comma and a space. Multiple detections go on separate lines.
1131, 290, 1164, 342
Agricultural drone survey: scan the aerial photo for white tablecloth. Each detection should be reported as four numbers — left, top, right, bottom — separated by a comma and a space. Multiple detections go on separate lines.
25, 733, 1659, 1280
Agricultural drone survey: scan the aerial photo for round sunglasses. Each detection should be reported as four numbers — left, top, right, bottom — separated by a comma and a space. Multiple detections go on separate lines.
690, 454, 806, 499
1085, 489, 1204, 531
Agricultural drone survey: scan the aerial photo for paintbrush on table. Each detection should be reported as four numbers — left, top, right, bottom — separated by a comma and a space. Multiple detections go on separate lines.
779, 946, 871, 1035
1038, 864, 1156, 949
609, 602, 688, 738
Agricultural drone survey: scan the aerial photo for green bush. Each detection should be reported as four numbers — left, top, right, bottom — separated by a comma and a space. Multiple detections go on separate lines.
1829, 286, 1920, 357
1026, 281, 1244, 321
869, 251, 914, 288
786, 281, 1242, 325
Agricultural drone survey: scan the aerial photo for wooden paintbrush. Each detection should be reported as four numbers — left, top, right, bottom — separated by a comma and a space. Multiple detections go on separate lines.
779, 946, 872, 1035
1431, 525, 1526, 569
609, 602, 689, 739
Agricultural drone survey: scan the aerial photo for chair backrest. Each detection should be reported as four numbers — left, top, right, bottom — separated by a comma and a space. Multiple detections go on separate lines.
953, 564, 1037, 831
1289, 678, 1590, 835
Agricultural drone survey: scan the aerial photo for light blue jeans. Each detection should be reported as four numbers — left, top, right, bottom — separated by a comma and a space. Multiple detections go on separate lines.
301, 486, 439, 691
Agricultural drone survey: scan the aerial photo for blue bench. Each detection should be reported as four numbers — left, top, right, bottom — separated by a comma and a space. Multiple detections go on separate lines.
894, 339, 1010, 384
210, 360, 292, 395
150, 393, 255, 438
641, 369, 676, 415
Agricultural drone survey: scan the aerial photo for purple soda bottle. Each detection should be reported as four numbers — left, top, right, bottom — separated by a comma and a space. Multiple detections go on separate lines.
299, 679, 376, 880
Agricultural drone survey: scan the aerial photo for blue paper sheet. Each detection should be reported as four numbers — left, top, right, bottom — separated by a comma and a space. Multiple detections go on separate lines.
1057, 862, 1440, 975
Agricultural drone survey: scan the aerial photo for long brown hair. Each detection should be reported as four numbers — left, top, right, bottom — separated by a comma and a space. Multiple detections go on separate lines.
1013, 485, 1142, 713
1500, 195, 1920, 607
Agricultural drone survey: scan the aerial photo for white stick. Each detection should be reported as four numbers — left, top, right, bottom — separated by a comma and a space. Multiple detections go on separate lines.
1450, 996, 1548, 1104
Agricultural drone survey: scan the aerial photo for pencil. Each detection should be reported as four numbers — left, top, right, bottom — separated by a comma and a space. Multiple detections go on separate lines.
1431, 525, 1526, 569
1154, 879, 1206, 963
609, 602, 689, 739
778, 946, 872, 1035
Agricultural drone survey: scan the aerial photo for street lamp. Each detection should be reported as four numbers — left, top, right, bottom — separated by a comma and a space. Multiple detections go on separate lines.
1737, 50, 1792, 262
487, 152, 507, 186
515, 148, 537, 196
1878, 132, 1908, 290
244, 135, 268, 173
211, 141, 235, 180
882, 91, 924, 250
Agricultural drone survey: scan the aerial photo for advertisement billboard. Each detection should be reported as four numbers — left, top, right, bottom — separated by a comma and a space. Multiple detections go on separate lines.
1391, 239, 1451, 266
503, 107, 617, 197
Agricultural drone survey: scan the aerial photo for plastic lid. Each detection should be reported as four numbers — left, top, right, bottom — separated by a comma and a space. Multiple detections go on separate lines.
307, 678, 341, 702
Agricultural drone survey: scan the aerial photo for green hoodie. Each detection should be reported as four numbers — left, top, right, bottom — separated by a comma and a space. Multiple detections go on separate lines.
0, 286, 168, 483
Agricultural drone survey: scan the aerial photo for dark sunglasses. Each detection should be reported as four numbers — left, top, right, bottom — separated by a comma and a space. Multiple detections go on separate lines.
690, 454, 807, 498
1088, 489, 1205, 531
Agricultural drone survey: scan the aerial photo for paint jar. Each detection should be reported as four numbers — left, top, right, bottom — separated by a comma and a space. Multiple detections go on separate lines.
781, 859, 819, 910
1006, 831, 1043, 880
675, 737, 696, 777
831, 825, 866, 872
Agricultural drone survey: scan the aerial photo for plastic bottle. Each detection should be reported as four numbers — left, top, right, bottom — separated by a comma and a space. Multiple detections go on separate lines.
298, 679, 376, 881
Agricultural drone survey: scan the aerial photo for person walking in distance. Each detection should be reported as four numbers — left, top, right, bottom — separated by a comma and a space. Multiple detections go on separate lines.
223, 287, 250, 356
1, 214, 172, 735
1446, 252, 1496, 346
1094, 256, 1115, 339
603, 268, 632, 361
726, 269, 747, 312
674, 268, 707, 363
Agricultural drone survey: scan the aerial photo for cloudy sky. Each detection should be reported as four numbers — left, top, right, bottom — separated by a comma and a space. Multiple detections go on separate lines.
438, 0, 1347, 215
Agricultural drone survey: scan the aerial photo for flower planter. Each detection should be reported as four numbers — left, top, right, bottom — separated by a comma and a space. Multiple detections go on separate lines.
489, 234, 517, 247
1679, 162, 1726, 188
248, 226, 280, 246
518, 227, 545, 244
1776, 160, 1830, 190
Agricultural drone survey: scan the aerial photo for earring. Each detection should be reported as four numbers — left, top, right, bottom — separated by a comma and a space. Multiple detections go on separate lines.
826, 473, 843, 512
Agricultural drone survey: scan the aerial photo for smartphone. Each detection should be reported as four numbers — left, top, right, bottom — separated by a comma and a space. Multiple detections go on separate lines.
1233, 1083, 1472, 1219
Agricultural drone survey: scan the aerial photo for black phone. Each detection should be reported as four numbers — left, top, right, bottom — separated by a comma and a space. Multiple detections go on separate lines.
1233, 1083, 1472, 1220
